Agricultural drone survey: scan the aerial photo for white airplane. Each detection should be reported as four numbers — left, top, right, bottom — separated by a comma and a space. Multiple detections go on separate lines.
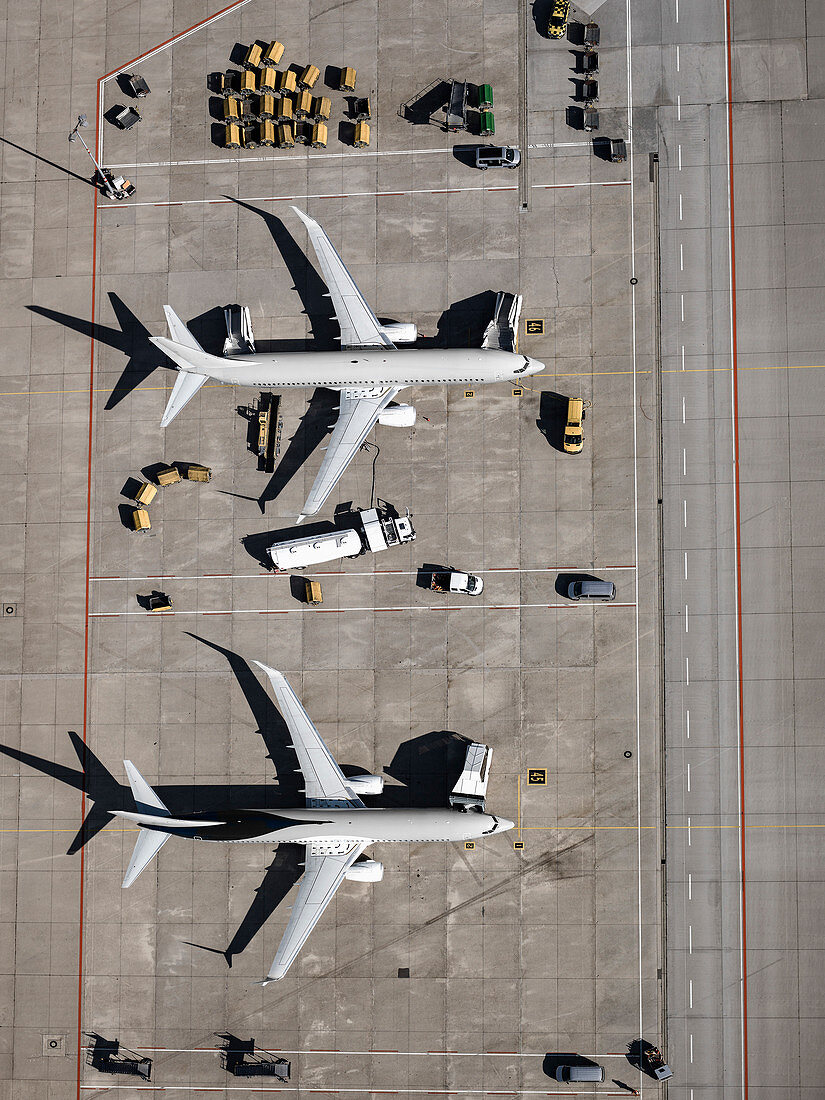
110, 663, 514, 984
150, 207, 544, 520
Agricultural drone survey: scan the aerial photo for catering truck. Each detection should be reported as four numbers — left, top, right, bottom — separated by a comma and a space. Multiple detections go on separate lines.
268, 507, 415, 570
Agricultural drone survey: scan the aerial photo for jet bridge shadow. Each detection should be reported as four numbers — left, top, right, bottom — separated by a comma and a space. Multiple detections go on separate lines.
381, 730, 470, 807
417, 290, 499, 349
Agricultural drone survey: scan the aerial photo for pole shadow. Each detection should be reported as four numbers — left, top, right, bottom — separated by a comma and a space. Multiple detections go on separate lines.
0, 135, 97, 188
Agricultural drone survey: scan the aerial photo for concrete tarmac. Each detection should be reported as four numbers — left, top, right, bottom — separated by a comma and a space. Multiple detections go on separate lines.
0, 0, 661, 1096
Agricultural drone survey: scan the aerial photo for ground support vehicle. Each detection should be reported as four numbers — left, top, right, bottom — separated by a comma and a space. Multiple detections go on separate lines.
268, 507, 415, 570
429, 569, 483, 595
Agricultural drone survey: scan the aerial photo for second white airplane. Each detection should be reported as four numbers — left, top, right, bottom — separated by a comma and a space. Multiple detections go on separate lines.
150, 207, 544, 520
110, 664, 514, 985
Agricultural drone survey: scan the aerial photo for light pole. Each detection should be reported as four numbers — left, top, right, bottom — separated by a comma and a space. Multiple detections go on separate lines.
68, 114, 116, 197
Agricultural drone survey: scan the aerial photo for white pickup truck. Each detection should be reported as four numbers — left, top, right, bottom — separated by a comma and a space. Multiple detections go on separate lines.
268, 508, 415, 571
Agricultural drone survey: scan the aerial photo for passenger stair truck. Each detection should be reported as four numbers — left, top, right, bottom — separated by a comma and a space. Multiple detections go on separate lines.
268, 507, 415, 570
449, 742, 493, 811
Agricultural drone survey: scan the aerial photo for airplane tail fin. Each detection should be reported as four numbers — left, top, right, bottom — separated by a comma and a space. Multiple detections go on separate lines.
123, 759, 170, 814
152, 306, 213, 427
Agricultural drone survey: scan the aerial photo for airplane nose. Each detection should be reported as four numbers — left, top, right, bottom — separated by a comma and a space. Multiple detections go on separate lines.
496, 817, 516, 832
527, 358, 544, 375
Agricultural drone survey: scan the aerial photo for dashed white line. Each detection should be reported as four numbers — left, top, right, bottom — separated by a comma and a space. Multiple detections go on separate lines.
690, 1034, 694, 1063
684, 552, 689, 579
677, 94, 681, 121
689, 978, 693, 1007
685, 656, 690, 684
676, 45, 681, 72
683, 499, 688, 527
682, 396, 686, 423
688, 871, 692, 897
689, 925, 693, 954
681, 344, 686, 370
680, 293, 685, 321
687, 763, 691, 791
679, 191, 683, 218
678, 142, 682, 169
675, 0, 679, 21
685, 604, 689, 632
686, 709, 690, 738
683, 448, 687, 475
687, 820, 692, 847
680, 242, 684, 270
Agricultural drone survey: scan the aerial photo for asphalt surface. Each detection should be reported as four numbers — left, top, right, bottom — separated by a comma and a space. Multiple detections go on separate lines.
660, 0, 825, 1096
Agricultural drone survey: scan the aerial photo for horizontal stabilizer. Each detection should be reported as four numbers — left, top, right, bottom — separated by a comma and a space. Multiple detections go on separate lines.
160, 367, 209, 427
124, 759, 169, 814
122, 827, 171, 888
162, 305, 205, 352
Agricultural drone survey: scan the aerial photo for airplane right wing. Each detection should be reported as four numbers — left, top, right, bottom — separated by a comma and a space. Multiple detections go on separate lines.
254, 663, 365, 808
298, 385, 402, 521
292, 206, 394, 349
263, 840, 368, 983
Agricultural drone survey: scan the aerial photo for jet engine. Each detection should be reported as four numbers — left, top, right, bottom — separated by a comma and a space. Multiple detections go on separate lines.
379, 322, 417, 344
345, 858, 384, 882
346, 773, 385, 795
377, 404, 416, 427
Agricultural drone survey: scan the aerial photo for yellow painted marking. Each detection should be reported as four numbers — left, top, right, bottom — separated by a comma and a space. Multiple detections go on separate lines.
527, 768, 547, 785
512, 387, 523, 396
464, 390, 475, 398
464, 841, 475, 850
525, 319, 545, 335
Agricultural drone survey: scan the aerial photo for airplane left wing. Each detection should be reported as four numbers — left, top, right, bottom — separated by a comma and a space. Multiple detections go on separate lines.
253, 663, 365, 808
298, 385, 402, 521
262, 840, 368, 983
292, 206, 394, 349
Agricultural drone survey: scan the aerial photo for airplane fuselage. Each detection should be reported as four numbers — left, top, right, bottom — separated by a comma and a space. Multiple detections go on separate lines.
117, 806, 510, 845
156, 341, 543, 390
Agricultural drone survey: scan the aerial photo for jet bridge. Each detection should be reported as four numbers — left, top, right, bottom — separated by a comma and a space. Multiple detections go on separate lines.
481, 292, 523, 354
223, 304, 256, 356
450, 741, 492, 811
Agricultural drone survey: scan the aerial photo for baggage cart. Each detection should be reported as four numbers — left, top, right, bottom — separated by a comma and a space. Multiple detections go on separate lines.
298, 64, 320, 90
353, 121, 370, 147
156, 465, 181, 486
340, 66, 357, 91
124, 73, 150, 97
478, 109, 495, 136
261, 40, 285, 68
309, 122, 328, 148
476, 83, 493, 109
243, 42, 263, 70
134, 482, 157, 506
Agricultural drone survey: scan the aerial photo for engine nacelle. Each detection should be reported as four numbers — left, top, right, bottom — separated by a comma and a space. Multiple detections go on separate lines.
377, 403, 416, 427
379, 322, 417, 344
346, 773, 385, 796
345, 858, 384, 882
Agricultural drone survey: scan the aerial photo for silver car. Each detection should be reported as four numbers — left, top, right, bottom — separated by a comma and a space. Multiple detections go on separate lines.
475, 145, 521, 170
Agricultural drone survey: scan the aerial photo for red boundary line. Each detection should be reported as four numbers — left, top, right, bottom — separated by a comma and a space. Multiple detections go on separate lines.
724, 0, 748, 1093
73, 3, 252, 1096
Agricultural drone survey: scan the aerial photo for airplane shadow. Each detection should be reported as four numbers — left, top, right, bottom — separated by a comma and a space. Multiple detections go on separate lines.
228, 198, 346, 512
256, 386, 339, 514
28, 293, 158, 410
227, 197, 339, 350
